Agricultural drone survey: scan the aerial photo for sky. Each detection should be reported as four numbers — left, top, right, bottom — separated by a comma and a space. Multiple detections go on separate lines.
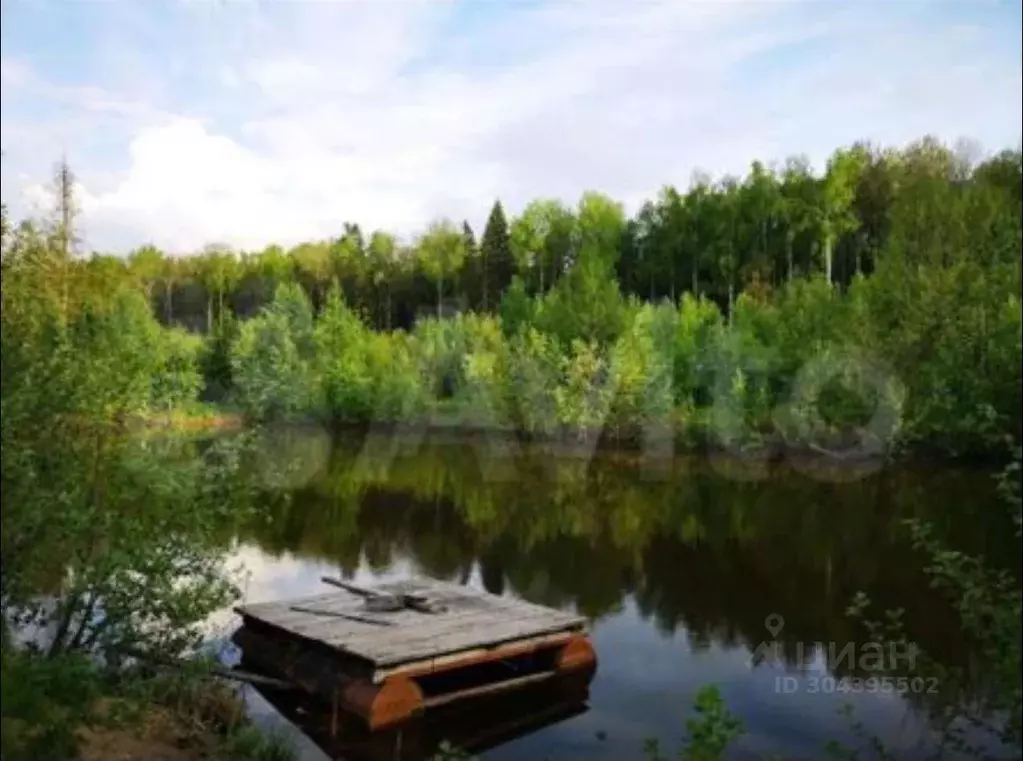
1, 0, 1021, 254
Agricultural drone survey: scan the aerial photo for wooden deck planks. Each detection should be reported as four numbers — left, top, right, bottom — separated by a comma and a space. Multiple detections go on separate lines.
235, 578, 587, 673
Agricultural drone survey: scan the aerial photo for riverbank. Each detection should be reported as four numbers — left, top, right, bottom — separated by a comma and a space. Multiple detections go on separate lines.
9, 680, 293, 761
78, 709, 294, 761
0, 644, 294, 761
76, 702, 266, 761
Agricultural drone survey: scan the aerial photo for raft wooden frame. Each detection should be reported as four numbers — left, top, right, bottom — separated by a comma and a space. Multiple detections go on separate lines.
232, 577, 597, 731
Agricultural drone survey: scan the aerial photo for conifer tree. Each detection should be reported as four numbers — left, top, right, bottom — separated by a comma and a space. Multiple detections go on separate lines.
480, 200, 513, 310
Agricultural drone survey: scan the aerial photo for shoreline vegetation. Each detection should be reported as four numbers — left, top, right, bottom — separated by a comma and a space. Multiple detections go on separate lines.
4, 136, 1021, 464
135, 408, 246, 435
1, 133, 1020, 760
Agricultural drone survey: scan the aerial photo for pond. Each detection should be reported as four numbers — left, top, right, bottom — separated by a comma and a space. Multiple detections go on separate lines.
217, 426, 1017, 761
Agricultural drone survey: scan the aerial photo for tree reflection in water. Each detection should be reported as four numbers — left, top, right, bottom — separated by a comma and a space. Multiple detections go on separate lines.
234, 428, 1018, 754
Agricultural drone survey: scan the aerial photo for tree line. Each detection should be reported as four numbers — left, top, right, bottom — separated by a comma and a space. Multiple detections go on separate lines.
1, 134, 1020, 458
3, 136, 1019, 335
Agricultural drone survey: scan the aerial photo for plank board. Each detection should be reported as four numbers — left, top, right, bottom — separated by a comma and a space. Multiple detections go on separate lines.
235, 578, 586, 676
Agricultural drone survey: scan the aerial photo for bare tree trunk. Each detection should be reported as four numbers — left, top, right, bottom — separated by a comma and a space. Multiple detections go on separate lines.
54, 157, 77, 319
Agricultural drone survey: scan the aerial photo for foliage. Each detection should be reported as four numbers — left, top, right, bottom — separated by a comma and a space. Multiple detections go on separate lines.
504, 327, 562, 435
0, 645, 100, 761
554, 339, 611, 432
417, 220, 467, 317
643, 685, 744, 761
1, 221, 260, 759
220, 233, 1018, 457
845, 448, 1022, 758
607, 303, 676, 436
535, 251, 628, 347
200, 311, 240, 403
230, 283, 320, 420
315, 283, 377, 421
6, 137, 1020, 457
220, 724, 297, 761
498, 275, 535, 337
672, 294, 723, 407
480, 200, 514, 310
151, 327, 205, 410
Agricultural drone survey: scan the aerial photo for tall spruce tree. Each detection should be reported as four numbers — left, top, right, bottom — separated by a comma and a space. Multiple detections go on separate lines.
481, 200, 513, 310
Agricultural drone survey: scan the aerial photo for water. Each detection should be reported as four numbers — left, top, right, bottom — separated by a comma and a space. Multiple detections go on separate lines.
219, 426, 1016, 761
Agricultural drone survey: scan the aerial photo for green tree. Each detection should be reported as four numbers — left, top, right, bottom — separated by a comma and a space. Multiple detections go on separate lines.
229, 283, 319, 420
737, 160, 781, 287
196, 245, 240, 332
480, 200, 513, 310
537, 251, 627, 347
457, 221, 484, 312
629, 199, 667, 301
368, 230, 399, 329
779, 156, 819, 284
683, 173, 715, 296
158, 254, 185, 324
818, 148, 865, 285
315, 283, 374, 421
709, 177, 740, 319
290, 240, 332, 311
417, 220, 467, 318
576, 191, 624, 268
510, 199, 575, 296
127, 244, 165, 306
330, 222, 368, 311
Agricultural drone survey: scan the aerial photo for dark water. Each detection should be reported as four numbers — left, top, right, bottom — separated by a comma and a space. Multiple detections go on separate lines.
220, 427, 1016, 761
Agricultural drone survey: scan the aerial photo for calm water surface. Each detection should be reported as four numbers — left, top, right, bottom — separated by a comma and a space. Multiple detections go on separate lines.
216, 427, 1016, 761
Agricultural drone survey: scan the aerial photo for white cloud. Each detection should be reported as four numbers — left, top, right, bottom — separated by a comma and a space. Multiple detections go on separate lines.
0, 57, 32, 89
1, 0, 1020, 252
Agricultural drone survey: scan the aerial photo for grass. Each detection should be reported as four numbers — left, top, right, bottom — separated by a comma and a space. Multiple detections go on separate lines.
1, 645, 297, 761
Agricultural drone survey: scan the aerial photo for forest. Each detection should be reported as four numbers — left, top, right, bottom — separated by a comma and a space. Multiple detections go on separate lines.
3, 135, 1021, 457
1, 134, 1021, 760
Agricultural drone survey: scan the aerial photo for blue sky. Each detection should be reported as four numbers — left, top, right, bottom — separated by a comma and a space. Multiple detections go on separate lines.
2, 0, 1021, 253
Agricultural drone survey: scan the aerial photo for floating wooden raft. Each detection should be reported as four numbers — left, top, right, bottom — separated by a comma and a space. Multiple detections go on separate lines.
247, 663, 592, 761
232, 577, 597, 731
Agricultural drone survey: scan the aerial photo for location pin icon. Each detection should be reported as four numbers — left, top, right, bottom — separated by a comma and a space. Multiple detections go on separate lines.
765, 613, 785, 638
